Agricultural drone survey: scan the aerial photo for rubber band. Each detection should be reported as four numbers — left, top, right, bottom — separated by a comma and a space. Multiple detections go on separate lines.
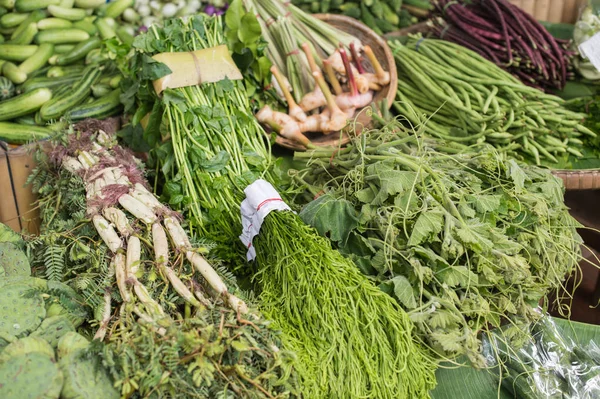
266, 17, 275, 27
190, 52, 203, 83
286, 49, 300, 57
415, 37, 425, 52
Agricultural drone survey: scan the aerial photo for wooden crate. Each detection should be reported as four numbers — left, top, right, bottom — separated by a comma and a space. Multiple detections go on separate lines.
0, 142, 40, 234
509, 0, 587, 23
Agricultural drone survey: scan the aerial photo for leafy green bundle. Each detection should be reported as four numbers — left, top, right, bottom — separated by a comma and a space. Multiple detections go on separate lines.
293, 116, 582, 366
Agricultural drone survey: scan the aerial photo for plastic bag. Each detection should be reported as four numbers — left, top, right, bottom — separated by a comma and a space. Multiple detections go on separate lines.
482, 313, 600, 399
574, 1, 600, 80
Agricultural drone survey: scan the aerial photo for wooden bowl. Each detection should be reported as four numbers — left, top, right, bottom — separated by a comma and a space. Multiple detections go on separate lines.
274, 14, 398, 152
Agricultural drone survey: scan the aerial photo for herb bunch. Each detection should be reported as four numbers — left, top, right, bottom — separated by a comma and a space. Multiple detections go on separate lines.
293, 114, 583, 366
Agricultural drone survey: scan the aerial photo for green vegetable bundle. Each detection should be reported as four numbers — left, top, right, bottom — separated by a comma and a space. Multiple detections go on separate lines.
390, 38, 595, 166
125, 13, 437, 398
293, 115, 582, 365
291, 0, 432, 34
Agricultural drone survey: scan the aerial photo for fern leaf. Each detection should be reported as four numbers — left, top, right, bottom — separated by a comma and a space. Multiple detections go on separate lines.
44, 244, 65, 281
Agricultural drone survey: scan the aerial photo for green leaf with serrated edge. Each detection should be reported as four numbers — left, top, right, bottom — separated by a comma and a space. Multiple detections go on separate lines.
300, 194, 359, 246
430, 330, 463, 353
437, 266, 479, 288
408, 210, 444, 246
469, 194, 501, 213
390, 276, 416, 309
355, 187, 376, 203
370, 169, 419, 204
507, 159, 529, 192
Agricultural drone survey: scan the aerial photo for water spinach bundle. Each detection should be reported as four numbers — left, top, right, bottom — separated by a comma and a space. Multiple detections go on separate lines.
293, 116, 582, 366
125, 14, 437, 398
390, 38, 594, 166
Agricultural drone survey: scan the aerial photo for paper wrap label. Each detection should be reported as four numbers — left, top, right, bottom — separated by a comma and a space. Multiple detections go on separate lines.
239, 179, 291, 261
579, 32, 600, 73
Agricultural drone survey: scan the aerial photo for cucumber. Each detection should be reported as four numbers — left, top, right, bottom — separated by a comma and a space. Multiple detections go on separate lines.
46, 64, 82, 77
35, 28, 89, 44
101, 0, 132, 18
0, 43, 37, 61
53, 43, 74, 53
37, 17, 72, 29
9, 8, 43, 40
74, 0, 103, 8
71, 16, 95, 34
15, 0, 60, 12
67, 87, 121, 121
19, 73, 80, 92
91, 82, 110, 97
0, 11, 28, 28
8, 20, 37, 44
40, 65, 100, 120
0, 0, 15, 10
84, 47, 106, 64
115, 26, 133, 46
108, 74, 121, 88
0, 121, 52, 143
94, 17, 115, 39
2, 61, 26, 83
18, 42, 53, 74
0, 87, 52, 120
14, 113, 35, 125
55, 34, 99, 65
59, 0, 73, 7
46, 4, 85, 20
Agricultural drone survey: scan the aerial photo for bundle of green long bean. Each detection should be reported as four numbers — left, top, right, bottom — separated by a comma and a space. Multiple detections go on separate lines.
127, 13, 438, 398
390, 37, 594, 165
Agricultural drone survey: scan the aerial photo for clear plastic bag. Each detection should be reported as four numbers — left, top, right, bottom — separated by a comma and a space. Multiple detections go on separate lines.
574, 1, 600, 80
482, 313, 600, 399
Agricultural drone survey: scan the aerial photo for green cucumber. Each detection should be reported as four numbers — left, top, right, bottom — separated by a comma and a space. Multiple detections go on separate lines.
0, 121, 52, 143
94, 17, 115, 39
40, 65, 100, 120
0, 43, 37, 61
37, 17, 72, 29
0, 76, 15, 100
2, 61, 26, 83
101, 0, 131, 18
53, 43, 74, 53
14, 113, 36, 124
18, 42, 53, 74
0, 25, 15, 34
9, 9, 43, 40
8, 21, 37, 44
84, 47, 106, 64
55, 34, 99, 65
74, 0, 103, 8
0, 87, 52, 120
67, 87, 121, 120
91, 82, 110, 97
46, 4, 85, 20
35, 28, 89, 44
0, 0, 15, 10
115, 25, 133, 46
71, 16, 95, 34
46, 64, 82, 77
19, 73, 80, 92
15, 0, 60, 12
59, 0, 73, 7
0, 12, 28, 28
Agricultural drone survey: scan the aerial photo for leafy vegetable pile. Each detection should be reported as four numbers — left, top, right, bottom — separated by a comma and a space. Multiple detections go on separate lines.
390, 37, 594, 166
27, 126, 299, 398
292, 116, 582, 366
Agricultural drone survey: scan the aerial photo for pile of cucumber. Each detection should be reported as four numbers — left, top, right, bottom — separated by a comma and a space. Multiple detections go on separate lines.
0, 0, 135, 144
291, 0, 433, 34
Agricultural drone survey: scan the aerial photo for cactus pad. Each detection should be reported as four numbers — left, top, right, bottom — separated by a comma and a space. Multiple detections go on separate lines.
57, 332, 119, 399
0, 242, 31, 278
0, 338, 63, 399
31, 316, 75, 349
0, 282, 45, 338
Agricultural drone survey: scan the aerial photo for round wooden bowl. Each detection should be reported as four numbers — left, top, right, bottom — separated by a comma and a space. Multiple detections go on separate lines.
551, 169, 600, 191
274, 14, 398, 152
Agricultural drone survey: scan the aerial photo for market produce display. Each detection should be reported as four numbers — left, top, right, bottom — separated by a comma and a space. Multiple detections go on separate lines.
124, 12, 437, 398
430, 0, 574, 91
132, 0, 229, 28
26, 124, 299, 398
390, 37, 594, 165
0, 0, 131, 143
291, 0, 433, 34
292, 114, 582, 365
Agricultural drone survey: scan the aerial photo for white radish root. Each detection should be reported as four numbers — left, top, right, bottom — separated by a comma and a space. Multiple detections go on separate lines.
77, 151, 98, 169
119, 194, 158, 224
114, 253, 131, 303
62, 157, 84, 174
126, 236, 141, 275
131, 183, 164, 211
226, 293, 249, 314
164, 217, 191, 249
93, 290, 112, 341
92, 214, 122, 253
186, 250, 229, 297
103, 207, 134, 237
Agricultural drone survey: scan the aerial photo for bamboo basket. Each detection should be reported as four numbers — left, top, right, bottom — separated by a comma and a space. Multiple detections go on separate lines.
551, 169, 600, 190
274, 14, 397, 151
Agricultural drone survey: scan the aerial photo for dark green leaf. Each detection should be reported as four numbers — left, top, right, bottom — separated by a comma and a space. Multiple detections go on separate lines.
238, 13, 262, 46
199, 151, 230, 173
408, 210, 444, 246
300, 194, 359, 247
141, 55, 172, 80
391, 276, 417, 309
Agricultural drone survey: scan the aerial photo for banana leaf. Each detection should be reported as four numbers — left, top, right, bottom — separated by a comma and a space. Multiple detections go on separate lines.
431, 317, 600, 398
